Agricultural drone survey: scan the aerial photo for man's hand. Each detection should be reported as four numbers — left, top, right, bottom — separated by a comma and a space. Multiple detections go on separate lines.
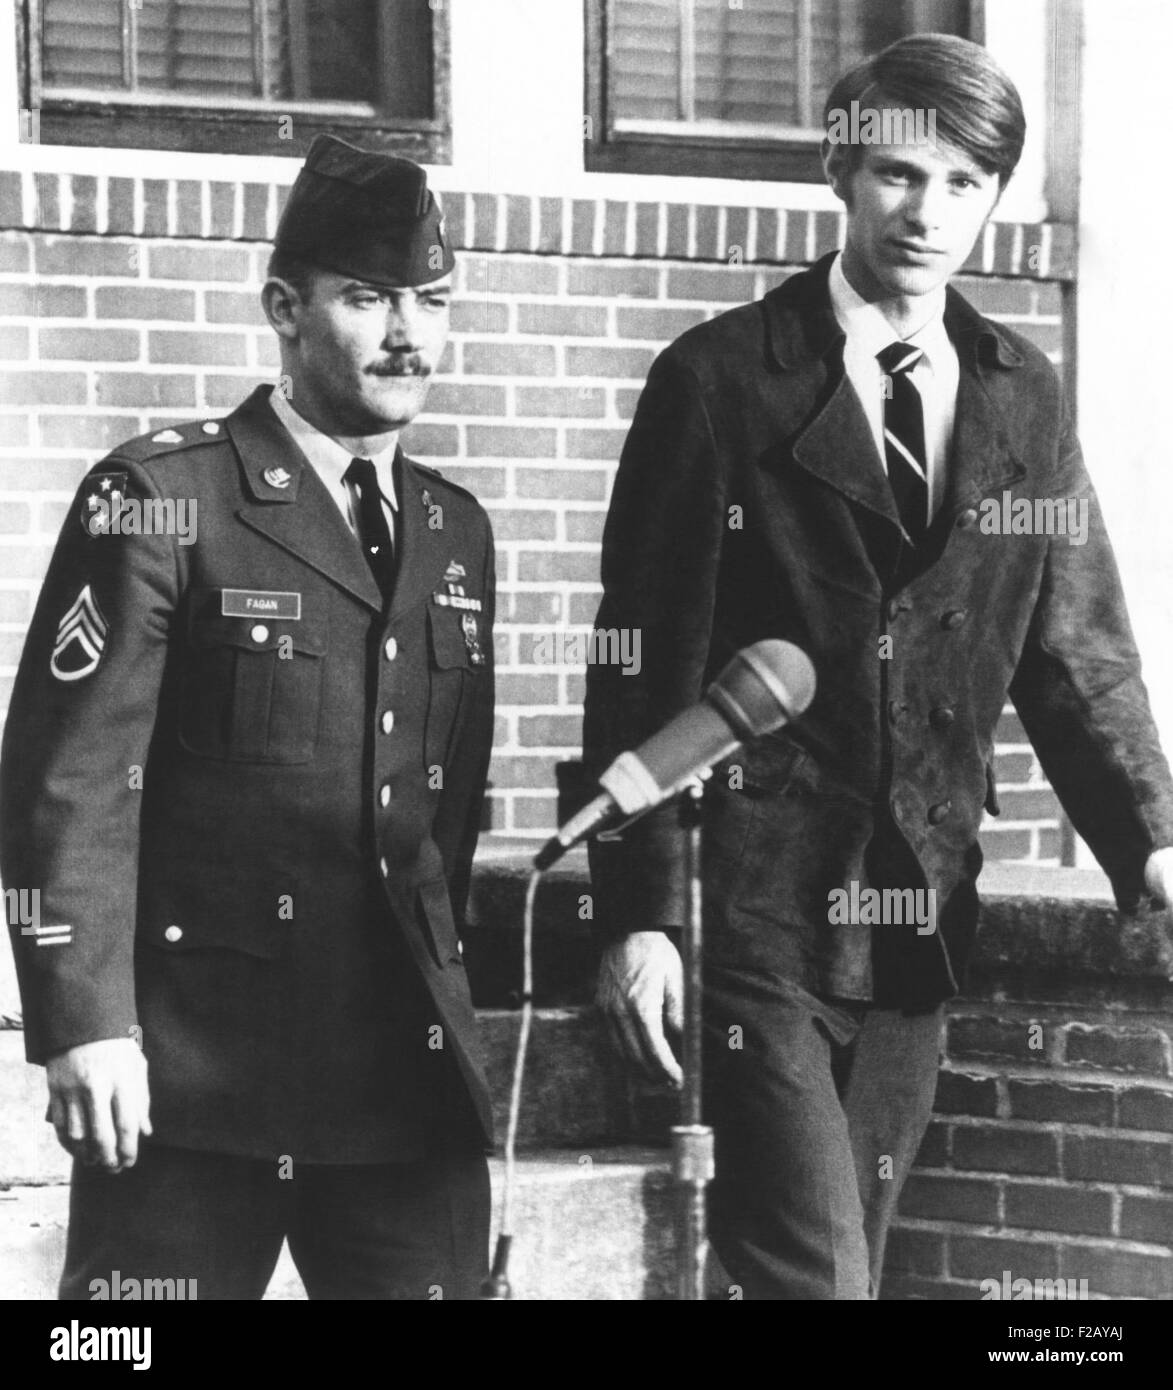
45, 1038, 151, 1173
596, 931, 684, 1089
1144, 847, 1173, 909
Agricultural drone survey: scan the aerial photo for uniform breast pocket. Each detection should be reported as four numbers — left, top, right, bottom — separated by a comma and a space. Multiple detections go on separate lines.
424, 606, 479, 773
177, 598, 328, 764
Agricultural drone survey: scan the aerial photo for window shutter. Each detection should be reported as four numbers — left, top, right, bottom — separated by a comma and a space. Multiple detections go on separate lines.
39, 0, 376, 101
609, 0, 964, 131
609, 0, 681, 122
693, 0, 806, 126
42, 0, 125, 89
136, 0, 273, 98
610, 0, 873, 128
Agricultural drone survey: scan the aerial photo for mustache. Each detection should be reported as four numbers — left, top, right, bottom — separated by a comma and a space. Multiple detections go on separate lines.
368, 353, 431, 378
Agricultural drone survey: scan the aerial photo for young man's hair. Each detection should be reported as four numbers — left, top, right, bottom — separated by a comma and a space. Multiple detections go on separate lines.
265, 249, 320, 302
823, 33, 1026, 188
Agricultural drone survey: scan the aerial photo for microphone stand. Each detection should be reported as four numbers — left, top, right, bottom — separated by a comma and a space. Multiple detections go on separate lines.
672, 779, 713, 1301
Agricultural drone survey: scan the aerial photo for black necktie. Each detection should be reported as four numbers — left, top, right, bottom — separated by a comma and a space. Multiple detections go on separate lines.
876, 341, 929, 546
344, 457, 395, 599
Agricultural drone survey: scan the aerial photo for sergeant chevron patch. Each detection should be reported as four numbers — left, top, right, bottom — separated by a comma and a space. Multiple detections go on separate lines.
50, 584, 109, 683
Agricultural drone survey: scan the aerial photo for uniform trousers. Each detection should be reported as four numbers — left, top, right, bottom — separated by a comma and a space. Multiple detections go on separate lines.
59, 1141, 490, 1301
704, 967, 943, 1300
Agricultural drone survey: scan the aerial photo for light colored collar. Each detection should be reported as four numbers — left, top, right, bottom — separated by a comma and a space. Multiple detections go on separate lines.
268, 387, 399, 509
829, 251, 951, 369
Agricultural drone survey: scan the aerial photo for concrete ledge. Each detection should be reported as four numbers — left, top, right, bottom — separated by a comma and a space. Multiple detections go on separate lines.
466, 840, 1173, 1007
972, 864, 1173, 1000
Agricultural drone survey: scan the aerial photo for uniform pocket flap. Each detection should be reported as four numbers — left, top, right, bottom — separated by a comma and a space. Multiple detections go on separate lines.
188, 595, 327, 656
141, 916, 291, 958
138, 861, 296, 959
427, 607, 473, 669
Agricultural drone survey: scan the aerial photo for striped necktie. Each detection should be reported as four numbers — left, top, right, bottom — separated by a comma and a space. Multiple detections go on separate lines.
344, 457, 395, 599
877, 341, 928, 546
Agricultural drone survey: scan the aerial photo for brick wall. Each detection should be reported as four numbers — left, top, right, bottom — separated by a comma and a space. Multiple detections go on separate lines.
889, 1000, 1173, 1299
876, 870, 1173, 1299
0, 173, 1076, 860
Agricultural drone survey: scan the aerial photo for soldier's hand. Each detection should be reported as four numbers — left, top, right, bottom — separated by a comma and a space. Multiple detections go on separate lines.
596, 931, 684, 1089
45, 1038, 152, 1173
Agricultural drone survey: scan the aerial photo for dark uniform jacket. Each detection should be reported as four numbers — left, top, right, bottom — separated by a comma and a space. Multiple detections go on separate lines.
1, 384, 496, 1161
584, 254, 1173, 1006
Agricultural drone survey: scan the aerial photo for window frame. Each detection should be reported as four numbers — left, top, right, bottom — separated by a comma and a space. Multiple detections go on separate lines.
584, 0, 984, 183
17, 0, 452, 161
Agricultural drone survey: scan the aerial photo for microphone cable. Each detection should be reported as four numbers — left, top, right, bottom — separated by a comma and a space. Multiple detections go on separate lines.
480, 865, 541, 1299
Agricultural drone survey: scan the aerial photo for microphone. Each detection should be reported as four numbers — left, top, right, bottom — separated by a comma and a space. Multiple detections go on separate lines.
534, 639, 816, 871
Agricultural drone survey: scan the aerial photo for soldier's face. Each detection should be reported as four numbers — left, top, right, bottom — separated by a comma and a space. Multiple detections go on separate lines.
287, 271, 452, 435
830, 142, 1001, 302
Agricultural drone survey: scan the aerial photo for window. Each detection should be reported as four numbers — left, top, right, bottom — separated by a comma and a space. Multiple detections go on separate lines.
585, 0, 979, 181
18, 0, 450, 159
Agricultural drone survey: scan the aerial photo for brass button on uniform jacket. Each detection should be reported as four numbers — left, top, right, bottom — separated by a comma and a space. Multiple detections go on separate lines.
2, 384, 496, 1162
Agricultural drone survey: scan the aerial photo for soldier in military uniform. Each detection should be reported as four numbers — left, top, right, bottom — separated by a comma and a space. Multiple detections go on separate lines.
1, 136, 496, 1300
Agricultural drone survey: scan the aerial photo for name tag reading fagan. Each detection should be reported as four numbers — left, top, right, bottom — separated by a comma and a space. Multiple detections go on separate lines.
221, 589, 302, 620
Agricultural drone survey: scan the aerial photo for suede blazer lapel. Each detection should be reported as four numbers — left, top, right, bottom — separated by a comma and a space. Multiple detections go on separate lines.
939, 286, 1028, 520
769, 259, 904, 534
759, 254, 1029, 583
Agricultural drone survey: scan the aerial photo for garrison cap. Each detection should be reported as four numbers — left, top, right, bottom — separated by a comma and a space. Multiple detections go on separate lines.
274, 134, 454, 288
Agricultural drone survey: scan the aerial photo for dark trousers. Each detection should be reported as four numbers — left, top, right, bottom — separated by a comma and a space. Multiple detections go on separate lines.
704, 965, 942, 1300
59, 1142, 491, 1301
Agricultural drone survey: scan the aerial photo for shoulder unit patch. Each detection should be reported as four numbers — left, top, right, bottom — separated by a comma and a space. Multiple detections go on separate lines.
80, 470, 128, 536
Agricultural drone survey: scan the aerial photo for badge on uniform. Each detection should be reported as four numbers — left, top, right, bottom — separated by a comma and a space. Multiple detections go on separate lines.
50, 584, 108, 682
221, 589, 302, 620
80, 471, 127, 535
462, 612, 486, 666
432, 559, 485, 663
432, 560, 482, 612
263, 467, 292, 489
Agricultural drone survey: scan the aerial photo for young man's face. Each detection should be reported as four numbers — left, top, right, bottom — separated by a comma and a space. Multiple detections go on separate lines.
829, 141, 1002, 302
284, 270, 452, 436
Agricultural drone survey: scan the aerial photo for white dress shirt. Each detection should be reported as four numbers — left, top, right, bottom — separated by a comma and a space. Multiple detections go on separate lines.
828, 251, 958, 521
268, 387, 399, 543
